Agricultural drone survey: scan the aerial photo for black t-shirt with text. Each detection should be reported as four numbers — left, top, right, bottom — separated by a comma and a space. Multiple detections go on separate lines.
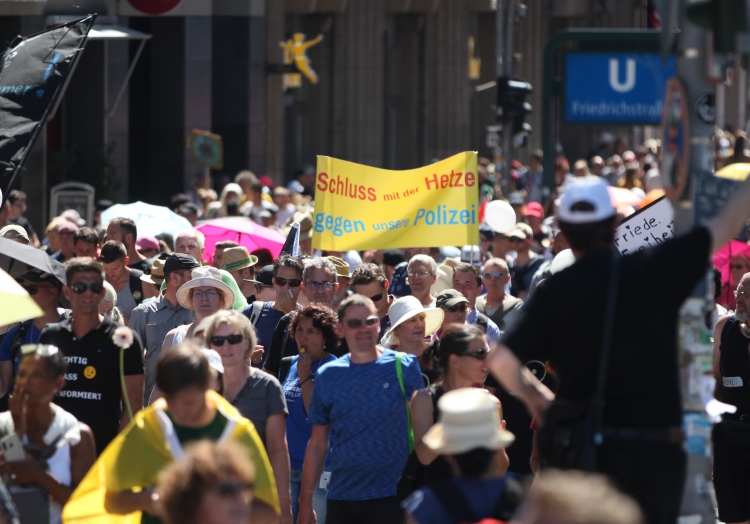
502, 227, 711, 428
39, 316, 145, 453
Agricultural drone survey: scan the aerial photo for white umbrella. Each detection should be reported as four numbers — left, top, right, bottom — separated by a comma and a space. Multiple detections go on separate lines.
0, 268, 43, 326
100, 201, 192, 237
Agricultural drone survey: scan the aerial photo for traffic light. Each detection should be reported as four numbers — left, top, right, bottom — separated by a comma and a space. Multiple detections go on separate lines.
497, 77, 533, 140
686, 0, 749, 53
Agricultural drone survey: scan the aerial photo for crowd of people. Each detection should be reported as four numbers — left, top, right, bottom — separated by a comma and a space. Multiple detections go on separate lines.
1, 134, 750, 524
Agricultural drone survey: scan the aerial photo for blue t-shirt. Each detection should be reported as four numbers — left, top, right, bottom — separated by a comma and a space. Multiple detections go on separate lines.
307, 349, 423, 501
0, 322, 45, 374
403, 477, 512, 524
243, 302, 285, 368
282, 354, 337, 469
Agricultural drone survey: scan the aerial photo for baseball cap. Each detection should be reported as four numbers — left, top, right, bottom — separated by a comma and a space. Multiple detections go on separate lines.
479, 225, 495, 242
460, 245, 482, 267
0, 225, 29, 243
508, 192, 525, 206
136, 236, 160, 252
509, 222, 533, 240
58, 221, 79, 234
17, 269, 62, 291
436, 289, 470, 309
247, 265, 274, 286
524, 202, 544, 218
163, 253, 201, 274
558, 178, 615, 224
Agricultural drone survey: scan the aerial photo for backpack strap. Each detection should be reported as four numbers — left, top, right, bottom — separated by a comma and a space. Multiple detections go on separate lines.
476, 311, 489, 334
278, 356, 295, 384
396, 352, 415, 453
492, 477, 524, 521
430, 480, 478, 523
129, 271, 144, 305
249, 301, 265, 328
428, 384, 444, 424
9, 321, 32, 372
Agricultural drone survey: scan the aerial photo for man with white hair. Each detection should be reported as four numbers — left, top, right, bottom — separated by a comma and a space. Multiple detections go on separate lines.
174, 228, 205, 263
407, 255, 437, 308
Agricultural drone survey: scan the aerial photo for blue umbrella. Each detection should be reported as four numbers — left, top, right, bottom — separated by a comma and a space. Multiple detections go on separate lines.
100, 201, 192, 237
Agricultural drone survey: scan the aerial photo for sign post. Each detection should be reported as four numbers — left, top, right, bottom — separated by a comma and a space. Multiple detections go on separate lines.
50, 182, 95, 226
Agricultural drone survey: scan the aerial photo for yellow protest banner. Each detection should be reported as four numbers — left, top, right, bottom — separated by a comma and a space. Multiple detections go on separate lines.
312, 152, 479, 251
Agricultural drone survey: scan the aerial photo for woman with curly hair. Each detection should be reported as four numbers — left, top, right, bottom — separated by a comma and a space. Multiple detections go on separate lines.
283, 304, 339, 523
158, 440, 255, 524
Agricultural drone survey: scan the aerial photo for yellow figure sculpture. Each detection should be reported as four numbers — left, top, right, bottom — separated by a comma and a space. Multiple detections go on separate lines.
468, 36, 481, 80
279, 33, 324, 87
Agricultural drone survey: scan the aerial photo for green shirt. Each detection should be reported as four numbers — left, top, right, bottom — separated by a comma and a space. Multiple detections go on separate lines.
141, 409, 228, 524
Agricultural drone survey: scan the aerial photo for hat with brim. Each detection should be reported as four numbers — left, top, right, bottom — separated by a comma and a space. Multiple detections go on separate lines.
326, 256, 350, 279
141, 258, 166, 286
382, 296, 444, 348
423, 388, 515, 455
222, 246, 258, 272
201, 348, 225, 374
176, 266, 235, 310
286, 211, 313, 242
245, 265, 273, 286
436, 289, 470, 309
0, 225, 29, 242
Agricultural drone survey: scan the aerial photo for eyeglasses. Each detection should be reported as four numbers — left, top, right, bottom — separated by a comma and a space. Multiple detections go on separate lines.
369, 293, 384, 303
194, 289, 219, 299
21, 344, 59, 357
70, 282, 104, 294
408, 270, 429, 278
274, 277, 302, 288
306, 281, 334, 291
457, 348, 490, 360
483, 272, 505, 279
735, 290, 748, 300
209, 334, 244, 346
216, 481, 254, 498
343, 315, 380, 329
20, 284, 54, 295
446, 303, 469, 313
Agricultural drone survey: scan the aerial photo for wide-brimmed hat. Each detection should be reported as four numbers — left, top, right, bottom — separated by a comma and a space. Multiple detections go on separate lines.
326, 256, 350, 279
176, 266, 235, 310
286, 211, 313, 241
141, 259, 166, 286
222, 246, 258, 272
423, 388, 515, 455
382, 296, 444, 348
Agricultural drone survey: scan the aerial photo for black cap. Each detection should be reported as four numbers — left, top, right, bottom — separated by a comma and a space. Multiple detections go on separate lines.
17, 269, 63, 291
479, 225, 495, 241
436, 289, 470, 309
163, 253, 200, 274
245, 265, 274, 286
383, 249, 406, 267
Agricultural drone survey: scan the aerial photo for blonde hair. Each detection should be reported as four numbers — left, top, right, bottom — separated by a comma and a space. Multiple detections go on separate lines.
204, 310, 257, 360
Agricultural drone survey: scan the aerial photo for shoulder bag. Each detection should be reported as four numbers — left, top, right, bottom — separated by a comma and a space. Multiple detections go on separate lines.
537, 251, 621, 471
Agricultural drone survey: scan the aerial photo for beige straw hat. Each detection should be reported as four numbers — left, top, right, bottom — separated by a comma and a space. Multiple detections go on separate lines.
176, 266, 235, 310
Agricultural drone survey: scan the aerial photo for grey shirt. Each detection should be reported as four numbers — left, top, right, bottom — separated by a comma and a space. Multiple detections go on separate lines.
231, 370, 288, 444
116, 282, 137, 319
129, 293, 193, 406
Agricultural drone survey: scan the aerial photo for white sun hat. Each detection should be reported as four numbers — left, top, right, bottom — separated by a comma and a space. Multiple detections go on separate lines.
381, 295, 444, 348
423, 388, 515, 455
176, 266, 235, 310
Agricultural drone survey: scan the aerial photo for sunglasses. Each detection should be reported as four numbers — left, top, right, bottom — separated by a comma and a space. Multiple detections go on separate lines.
447, 303, 469, 313
70, 282, 104, 294
457, 348, 490, 360
216, 481, 254, 498
274, 277, 302, 288
20, 284, 54, 295
210, 334, 244, 346
21, 344, 59, 357
483, 272, 505, 279
306, 281, 334, 291
344, 315, 380, 329
369, 293, 384, 303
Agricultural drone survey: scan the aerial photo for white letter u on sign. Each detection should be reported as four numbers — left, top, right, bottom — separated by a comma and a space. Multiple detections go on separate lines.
609, 58, 636, 93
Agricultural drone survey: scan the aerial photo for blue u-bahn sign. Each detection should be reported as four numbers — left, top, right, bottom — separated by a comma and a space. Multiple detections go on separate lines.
565, 53, 677, 124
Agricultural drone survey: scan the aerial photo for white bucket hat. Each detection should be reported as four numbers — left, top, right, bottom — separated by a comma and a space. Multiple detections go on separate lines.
423, 388, 515, 455
176, 266, 235, 310
381, 296, 444, 348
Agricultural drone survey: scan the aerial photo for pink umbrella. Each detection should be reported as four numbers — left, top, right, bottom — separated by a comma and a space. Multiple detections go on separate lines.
713, 239, 750, 309
195, 218, 286, 263
608, 186, 644, 208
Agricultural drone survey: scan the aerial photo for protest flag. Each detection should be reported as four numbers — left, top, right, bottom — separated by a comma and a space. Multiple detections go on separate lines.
0, 15, 95, 206
281, 222, 300, 257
